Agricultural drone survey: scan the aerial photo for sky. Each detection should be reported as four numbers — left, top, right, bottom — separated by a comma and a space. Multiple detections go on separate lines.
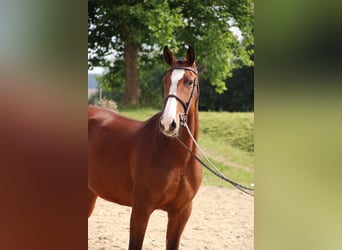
88, 66, 108, 75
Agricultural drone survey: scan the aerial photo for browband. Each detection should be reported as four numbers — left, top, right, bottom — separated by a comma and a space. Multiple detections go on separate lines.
168, 66, 198, 75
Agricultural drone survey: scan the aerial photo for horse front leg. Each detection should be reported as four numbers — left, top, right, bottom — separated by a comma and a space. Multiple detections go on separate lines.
128, 204, 153, 250
166, 202, 192, 250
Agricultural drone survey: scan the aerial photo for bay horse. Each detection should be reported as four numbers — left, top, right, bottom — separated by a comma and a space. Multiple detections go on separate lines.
88, 45, 202, 250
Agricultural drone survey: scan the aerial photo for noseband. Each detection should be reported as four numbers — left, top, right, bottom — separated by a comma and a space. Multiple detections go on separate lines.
164, 66, 199, 125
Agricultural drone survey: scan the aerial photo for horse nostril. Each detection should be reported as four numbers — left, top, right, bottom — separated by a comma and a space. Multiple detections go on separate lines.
160, 121, 165, 130
170, 119, 177, 131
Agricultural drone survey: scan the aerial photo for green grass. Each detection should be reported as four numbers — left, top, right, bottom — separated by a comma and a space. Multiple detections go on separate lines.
119, 108, 254, 188
198, 112, 254, 188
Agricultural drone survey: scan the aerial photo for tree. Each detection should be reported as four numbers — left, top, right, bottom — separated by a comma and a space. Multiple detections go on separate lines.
199, 65, 254, 111
88, 0, 254, 105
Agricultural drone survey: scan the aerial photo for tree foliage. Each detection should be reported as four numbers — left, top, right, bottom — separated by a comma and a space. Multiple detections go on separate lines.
88, 0, 254, 104
199, 65, 254, 111
88, 0, 183, 65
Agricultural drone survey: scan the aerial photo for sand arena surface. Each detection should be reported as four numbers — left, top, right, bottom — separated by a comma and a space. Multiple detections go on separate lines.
88, 186, 254, 249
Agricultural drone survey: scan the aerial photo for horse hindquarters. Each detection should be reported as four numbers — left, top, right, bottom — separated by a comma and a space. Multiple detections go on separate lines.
88, 189, 97, 217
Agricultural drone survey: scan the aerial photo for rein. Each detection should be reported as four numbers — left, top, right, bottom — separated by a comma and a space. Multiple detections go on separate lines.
176, 124, 255, 196
166, 66, 254, 196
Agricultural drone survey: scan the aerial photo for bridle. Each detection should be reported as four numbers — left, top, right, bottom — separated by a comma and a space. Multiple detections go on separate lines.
163, 66, 255, 196
164, 66, 199, 125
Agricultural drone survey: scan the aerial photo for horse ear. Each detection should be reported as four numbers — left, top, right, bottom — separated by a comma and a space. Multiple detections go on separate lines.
186, 45, 195, 66
163, 46, 175, 65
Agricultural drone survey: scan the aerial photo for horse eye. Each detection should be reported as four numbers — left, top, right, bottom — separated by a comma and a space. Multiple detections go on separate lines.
187, 80, 193, 86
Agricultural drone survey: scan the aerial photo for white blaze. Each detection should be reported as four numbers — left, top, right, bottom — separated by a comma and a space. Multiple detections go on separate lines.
162, 69, 185, 121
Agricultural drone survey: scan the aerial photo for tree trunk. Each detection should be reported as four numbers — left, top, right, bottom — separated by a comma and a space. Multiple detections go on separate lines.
123, 43, 140, 106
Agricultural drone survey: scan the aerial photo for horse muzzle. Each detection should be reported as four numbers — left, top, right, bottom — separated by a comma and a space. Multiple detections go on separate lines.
160, 116, 179, 137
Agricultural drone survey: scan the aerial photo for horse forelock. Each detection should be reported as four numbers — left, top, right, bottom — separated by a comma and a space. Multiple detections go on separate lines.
175, 57, 196, 68
176, 57, 186, 64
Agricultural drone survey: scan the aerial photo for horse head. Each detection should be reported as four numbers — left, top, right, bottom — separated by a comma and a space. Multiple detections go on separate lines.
160, 45, 199, 137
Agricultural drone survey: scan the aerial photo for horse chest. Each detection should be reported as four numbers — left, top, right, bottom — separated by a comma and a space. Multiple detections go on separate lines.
132, 159, 197, 207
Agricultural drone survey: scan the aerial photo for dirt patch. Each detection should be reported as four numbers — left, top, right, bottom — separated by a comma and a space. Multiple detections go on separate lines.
88, 186, 254, 249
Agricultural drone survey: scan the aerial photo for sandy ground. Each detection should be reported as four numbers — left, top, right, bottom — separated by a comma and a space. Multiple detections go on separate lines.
88, 186, 254, 250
